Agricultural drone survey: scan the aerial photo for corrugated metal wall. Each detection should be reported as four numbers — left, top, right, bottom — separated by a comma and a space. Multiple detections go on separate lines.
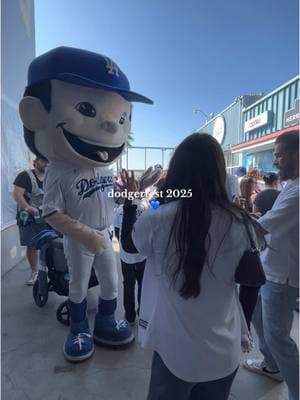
197, 93, 265, 150
243, 76, 300, 142
197, 100, 243, 148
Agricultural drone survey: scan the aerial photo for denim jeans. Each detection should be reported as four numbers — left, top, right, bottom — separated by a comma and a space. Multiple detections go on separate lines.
252, 281, 299, 400
147, 352, 238, 400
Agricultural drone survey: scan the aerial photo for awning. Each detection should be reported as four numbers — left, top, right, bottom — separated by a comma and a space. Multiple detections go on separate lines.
231, 125, 299, 153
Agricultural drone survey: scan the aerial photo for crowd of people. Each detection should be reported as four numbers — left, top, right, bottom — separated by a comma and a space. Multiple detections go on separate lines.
13, 130, 299, 400
237, 168, 280, 213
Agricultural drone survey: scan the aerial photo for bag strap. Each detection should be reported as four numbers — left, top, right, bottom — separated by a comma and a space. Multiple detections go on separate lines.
242, 216, 257, 251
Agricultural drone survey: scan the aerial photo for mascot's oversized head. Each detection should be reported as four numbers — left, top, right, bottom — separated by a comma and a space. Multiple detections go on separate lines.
19, 47, 152, 167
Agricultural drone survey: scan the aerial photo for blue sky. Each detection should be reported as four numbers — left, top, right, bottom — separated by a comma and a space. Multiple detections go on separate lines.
35, 0, 298, 168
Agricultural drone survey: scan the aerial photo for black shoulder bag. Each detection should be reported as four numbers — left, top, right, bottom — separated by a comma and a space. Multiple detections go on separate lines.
235, 221, 266, 287
235, 220, 266, 330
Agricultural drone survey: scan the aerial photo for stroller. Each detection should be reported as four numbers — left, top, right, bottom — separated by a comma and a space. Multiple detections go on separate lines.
31, 229, 99, 326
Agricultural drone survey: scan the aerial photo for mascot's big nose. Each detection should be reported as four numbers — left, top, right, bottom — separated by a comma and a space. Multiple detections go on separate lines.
100, 121, 118, 134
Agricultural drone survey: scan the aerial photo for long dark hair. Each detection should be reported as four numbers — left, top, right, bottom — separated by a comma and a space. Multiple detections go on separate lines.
161, 133, 251, 299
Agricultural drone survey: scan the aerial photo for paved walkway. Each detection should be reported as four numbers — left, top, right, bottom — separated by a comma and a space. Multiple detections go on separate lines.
2, 239, 298, 400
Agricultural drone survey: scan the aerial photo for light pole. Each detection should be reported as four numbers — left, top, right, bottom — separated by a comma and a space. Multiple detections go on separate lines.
194, 108, 210, 123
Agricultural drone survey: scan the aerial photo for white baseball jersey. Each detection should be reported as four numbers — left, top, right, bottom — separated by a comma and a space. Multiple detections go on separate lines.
132, 201, 250, 382
42, 160, 115, 230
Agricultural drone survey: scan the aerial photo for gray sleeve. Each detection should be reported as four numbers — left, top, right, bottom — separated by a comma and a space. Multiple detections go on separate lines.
42, 171, 65, 217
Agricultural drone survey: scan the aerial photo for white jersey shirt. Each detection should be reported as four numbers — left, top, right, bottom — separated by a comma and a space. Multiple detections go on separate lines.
42, 161, 115, 230
259, 177, 299, 288
114, 204, 146, 264
226, 174, 240, 199
131, 200, 250, 382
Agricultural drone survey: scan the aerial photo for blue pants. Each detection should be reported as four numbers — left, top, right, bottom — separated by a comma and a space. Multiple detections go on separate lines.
252, 281, 299, 400
147, 352, 238, 400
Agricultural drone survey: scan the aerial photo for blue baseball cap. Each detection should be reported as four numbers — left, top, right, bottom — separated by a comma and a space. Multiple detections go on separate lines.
235, 166, 247, 177
27, 46, 153, 104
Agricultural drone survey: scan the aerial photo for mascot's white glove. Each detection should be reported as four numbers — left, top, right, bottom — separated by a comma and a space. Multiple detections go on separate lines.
46, 212, 107, 255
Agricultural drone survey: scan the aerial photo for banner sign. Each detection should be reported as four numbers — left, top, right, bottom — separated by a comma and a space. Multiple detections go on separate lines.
284, 98, 300, 128
244, 111, 271, 132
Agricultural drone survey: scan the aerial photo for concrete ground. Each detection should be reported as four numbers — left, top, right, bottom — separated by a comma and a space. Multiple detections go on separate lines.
2, 239, 298, 400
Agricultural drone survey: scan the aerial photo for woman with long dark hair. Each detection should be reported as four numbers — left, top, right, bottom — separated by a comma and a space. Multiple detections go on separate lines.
121, 133, 264, 400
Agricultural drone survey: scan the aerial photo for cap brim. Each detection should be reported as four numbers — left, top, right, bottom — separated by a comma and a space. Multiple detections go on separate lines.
56, 73, 153, 104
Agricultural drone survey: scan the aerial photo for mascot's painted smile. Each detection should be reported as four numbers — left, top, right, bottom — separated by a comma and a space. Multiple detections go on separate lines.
57, 122, 125, 163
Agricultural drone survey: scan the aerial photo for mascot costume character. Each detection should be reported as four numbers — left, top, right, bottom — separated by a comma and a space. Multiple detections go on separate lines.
19, 47, 158, 362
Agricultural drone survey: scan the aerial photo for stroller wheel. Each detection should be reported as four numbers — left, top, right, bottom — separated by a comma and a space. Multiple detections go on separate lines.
33, 280, 48, 307
56, 300, 70, 326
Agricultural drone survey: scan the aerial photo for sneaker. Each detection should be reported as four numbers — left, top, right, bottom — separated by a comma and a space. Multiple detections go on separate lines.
63, 332, 94, 362
63, 317, 94, 362
27, 272, 38, 286
243, 359, 284, 382
93, 314, 135, 346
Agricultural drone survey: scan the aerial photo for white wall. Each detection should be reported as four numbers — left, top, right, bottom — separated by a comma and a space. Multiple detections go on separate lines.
1, 0, 35, 274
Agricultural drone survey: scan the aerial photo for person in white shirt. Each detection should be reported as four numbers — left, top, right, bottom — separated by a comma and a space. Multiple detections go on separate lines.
244, 130, 299, 400
226, 173, 240, 203
121, 133, 265, 400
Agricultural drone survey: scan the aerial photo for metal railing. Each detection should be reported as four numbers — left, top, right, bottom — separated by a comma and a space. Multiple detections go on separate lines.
112, 146, 175, 172
111, 145, 239, 175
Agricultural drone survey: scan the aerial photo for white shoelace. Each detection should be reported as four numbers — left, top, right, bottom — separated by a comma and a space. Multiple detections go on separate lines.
73, 333, 92, 351
116, 320, 127, 330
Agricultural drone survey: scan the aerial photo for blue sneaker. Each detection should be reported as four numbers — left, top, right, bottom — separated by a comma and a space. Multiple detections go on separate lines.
63, 319, 94, 362
93, 314, 135, 346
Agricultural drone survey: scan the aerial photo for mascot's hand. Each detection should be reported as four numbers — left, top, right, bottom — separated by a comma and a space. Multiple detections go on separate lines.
46, 212, 107, 255
82, 229, 106, 255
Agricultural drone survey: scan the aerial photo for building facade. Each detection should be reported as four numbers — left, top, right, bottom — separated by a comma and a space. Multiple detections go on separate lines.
197, 94, 264, 173
232, 76, 299, 172
197, 76, 300, 173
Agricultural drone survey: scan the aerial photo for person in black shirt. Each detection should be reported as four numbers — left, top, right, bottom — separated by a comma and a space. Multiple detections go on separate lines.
253, 173, 280, 216
13, 157, 48, 285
